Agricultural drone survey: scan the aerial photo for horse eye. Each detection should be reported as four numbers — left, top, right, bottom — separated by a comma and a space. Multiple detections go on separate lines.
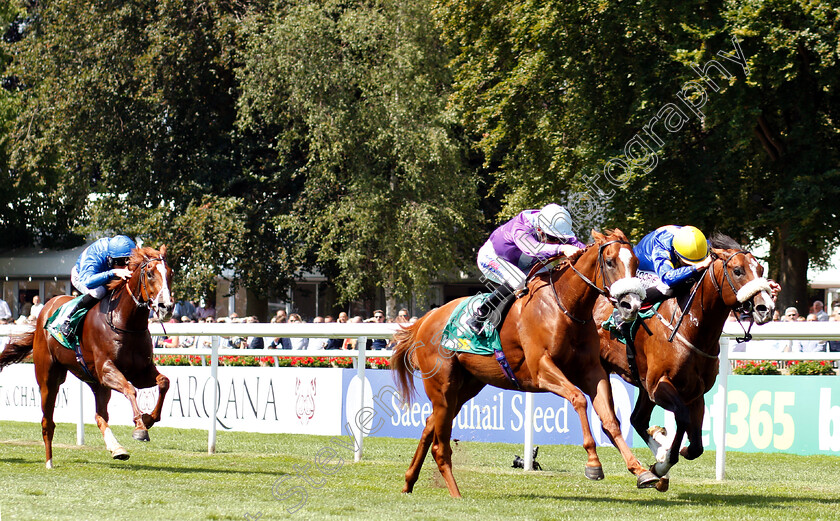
733, 267, 744, 277
605, 259, 615, 268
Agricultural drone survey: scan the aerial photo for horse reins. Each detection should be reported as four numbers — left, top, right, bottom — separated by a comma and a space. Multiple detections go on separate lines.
105, 257, 167, 334
547, 239, 631, 324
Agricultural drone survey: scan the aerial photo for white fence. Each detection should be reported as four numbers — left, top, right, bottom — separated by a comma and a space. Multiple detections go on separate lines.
716, 321, 840, 479
3, 321, 840, 481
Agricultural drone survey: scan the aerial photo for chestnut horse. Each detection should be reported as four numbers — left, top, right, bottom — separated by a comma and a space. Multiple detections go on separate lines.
594, 234, 775, 490
392, 230, 656, 498
0, 246, 173, 468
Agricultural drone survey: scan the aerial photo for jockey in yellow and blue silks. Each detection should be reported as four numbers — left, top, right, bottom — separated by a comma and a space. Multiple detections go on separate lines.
53, 235, 136, 342
633, 225, 713, 303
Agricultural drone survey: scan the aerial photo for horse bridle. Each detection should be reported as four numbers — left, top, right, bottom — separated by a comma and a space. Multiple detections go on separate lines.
105, 257, 168, 334
709, 250, 757, 342
547, 239, 632, 324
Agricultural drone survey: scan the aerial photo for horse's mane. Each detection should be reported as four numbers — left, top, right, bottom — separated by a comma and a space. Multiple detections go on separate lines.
708, 232, 742, 250
106, 247, 165, 291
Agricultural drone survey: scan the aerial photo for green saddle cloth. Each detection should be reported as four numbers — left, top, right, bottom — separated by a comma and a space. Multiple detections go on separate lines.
601, 302, 662, 345
45, 296, 88, 350
439, 294, 503, 356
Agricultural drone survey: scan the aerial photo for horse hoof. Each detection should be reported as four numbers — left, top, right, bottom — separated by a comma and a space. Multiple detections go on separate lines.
133, 429, 150, 442
112, 447, 130, 460
655, 477, 670, 492
636, 470, 659, 488
584, 466, 604, 480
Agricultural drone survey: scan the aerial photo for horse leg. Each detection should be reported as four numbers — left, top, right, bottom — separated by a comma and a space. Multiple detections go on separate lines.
130, 366, 170, 430
629, 392, 662, 460
35, 357, 67, 469
577, 368, 657, 487
535, 356, 607, 480
648, 376, 690, 478
93, 384, 129, 460
679, 398, 706, 461
403, 376, 484, 494
99, 360, 150, 441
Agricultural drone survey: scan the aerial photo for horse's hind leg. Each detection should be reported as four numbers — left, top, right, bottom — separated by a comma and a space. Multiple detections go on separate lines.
35, 357, 67, 469
404, 376, 484, 494
92, 384, 129, 460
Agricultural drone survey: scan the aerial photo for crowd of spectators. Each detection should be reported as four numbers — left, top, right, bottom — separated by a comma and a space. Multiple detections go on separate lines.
730, 299, 840, 354
152, 302, 419, 351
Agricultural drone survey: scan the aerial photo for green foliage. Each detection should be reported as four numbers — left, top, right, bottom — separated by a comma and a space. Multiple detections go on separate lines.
238, 0, 480, 304
787, 360, 836, 376
733, 360, 782, 375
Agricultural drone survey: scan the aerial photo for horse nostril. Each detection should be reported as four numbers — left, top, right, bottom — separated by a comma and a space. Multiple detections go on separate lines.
620, 301, 632, 310
755, 305, 767, 313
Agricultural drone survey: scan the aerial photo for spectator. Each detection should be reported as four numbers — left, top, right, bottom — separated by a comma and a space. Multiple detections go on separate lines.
395, 308, 410, 324
173, 299, 196, 321
325, 314, 344, 349
269, 309, 290, 349
196, 298, 216, 321
366, 310, 387, 350
287, 313, 309, 350
342, 316, 363, 349
782, 307, 800, 322
245, 316, 265, 349
308, 316, 328, 350
798, 313, 827, 353
157, 318, 181, 348
29, 295, 44, 320
813, 300, 829, 322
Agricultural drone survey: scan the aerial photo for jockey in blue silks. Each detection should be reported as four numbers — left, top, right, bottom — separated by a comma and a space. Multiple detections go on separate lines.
633, 225, 713, 303
467, 204, 585, 334
53, 235, 136, 342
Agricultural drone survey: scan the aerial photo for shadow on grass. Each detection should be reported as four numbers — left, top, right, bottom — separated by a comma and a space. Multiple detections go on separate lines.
511, 491, 837, 509
80, 459, 292, 478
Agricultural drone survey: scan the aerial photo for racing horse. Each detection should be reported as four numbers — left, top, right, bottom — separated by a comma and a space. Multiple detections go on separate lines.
0, 246, 173, 468
392, 230, 655, 497
594, 233, 775, 490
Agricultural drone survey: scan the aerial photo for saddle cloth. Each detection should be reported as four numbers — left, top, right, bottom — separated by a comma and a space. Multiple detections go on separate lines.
45, 296, 88, 350
439, 294, 503, 356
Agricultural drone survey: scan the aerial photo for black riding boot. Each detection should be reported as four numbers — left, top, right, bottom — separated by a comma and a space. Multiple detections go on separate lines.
466, 283, 517, 335
59, 294, 99, 338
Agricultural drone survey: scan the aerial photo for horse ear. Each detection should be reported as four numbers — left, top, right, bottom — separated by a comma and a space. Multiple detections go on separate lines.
591, 229, 605, 242
160, 245, 167, 257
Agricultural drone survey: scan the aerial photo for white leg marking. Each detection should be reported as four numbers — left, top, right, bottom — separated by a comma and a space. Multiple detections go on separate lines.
46, 458, 53, 469
103, 427, 121, 452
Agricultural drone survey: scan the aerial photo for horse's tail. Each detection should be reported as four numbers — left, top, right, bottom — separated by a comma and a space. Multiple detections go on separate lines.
0, 329, 36, 371
390, 319, 426, 407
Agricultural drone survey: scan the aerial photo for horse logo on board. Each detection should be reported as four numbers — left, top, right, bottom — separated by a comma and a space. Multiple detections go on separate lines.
295, 378, 316, 425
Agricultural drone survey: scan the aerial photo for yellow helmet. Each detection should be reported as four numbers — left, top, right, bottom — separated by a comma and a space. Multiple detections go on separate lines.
672, 226, 709, 264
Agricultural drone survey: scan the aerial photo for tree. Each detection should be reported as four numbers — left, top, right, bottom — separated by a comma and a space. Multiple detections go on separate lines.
5, 0, 298, 299
238, 0, 481, 311
435, 0, 840, 311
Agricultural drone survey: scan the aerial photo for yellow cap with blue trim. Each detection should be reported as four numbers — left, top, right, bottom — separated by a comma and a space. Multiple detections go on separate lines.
672, 226, 709, 264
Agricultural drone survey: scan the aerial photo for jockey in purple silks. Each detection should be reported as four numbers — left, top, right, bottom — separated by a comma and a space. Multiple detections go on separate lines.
51, 235, 136, 343
467, 204, 586, 335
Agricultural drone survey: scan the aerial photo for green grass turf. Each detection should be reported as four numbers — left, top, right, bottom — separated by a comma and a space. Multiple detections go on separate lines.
1, 420, 840, 520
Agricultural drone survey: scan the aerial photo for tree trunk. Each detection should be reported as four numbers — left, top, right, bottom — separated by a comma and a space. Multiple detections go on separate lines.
384, 282, 398, 321
770, 227, 809, 316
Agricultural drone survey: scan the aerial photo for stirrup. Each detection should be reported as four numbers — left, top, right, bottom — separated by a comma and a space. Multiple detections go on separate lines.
466, 314, 486, 335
